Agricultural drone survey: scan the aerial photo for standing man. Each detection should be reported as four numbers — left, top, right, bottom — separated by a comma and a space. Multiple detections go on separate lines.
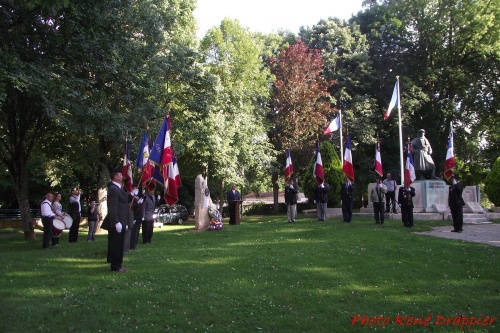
448, 175, 465, 233
40, 192, 56, 249
130, 184, 144, 250
314, 182, 329, 221
86, 199, 98, 241
371, 177, 387, 224
68, 187, 82, 242
142, 184, 156, 244
383, 173, 397, 213
284, 179, 299, 223
398, 179, 416, 227
226, 184, 241, 225
107, 168, 133, 272
341, 176, 355, 223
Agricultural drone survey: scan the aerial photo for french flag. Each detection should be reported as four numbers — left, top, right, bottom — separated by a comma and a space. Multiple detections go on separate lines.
165, 154, 181, 206
122, 140, 133, 192
405, 141, 416, 184
150, 114, 173, 185
313, 141, 324, 185
285, 149, 293, 181
444, 122, 456, 180
324, 114, 341, 134
384, 80, 399, 120
343, 136, 354, 181
374, 141, 383, 177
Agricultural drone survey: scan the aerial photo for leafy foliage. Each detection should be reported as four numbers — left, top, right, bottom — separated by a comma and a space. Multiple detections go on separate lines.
302, 141, 343, 207
484, 156, 500, 207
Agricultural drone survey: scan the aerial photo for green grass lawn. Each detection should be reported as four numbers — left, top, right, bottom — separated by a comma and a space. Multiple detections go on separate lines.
0, 216, 498, 332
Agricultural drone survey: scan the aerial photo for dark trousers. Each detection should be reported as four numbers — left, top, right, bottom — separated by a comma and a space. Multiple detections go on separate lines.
451, 205, 464, 231
373, 202, 385, 224
130, 222, 141, 250
108, 226, 125, 271
69, 214, 80, 242
385, 191, 396, 213
228, 203, 236, 225
41, 216, 54, 249
142, 220, 154, 244
342, 199, 353, 222
401, 207, 414, 227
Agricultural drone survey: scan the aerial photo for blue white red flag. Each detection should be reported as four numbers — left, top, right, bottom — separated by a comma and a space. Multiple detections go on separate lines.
324, 113, 341, 134
136, 131, 153, 188
313, 141, 324, 185
444, 122, 456, 180
122, 140, 133, 192
150, 114, 176, 204
285, 149, 293, 181
384, 80, 399, 120
343, 136, 354, 181
405, 140, 416, 184
374, 141, 383, 177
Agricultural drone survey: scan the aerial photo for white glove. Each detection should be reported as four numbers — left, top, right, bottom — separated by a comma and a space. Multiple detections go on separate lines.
320, 183, 324, 188
313, 200, 316, 204
137, 198, 143, 204
115, 223, 122, 233
133, 220, 136, 225
132, 189, 139, 196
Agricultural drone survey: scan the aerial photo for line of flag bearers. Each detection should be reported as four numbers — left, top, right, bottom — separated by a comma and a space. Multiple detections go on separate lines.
40, 78, 463, 269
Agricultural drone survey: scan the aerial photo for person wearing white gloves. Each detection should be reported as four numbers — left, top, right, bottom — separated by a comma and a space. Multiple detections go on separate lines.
107, 168, 133, 273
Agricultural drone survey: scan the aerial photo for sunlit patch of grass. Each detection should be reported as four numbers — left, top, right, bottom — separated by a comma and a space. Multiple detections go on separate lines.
0, 215, 498, 332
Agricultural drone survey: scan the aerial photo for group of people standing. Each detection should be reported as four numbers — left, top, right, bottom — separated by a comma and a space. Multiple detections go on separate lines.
39, 168, 158, 273
283, 172, 464, 232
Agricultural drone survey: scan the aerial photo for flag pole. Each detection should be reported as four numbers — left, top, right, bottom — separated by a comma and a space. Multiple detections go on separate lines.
339, 109, 344, 164
396, 76, 404, 185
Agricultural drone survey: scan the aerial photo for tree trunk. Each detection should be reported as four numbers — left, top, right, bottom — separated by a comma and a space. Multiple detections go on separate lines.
12, 163, 36, 240
96, 136, 111, 230
272, 171, 279, 214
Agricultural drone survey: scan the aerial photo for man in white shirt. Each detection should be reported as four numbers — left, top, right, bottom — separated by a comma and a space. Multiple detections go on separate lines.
40, 192, 56, 249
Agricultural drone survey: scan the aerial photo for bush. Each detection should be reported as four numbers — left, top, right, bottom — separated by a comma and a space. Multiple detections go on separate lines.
484, 156, 500, 207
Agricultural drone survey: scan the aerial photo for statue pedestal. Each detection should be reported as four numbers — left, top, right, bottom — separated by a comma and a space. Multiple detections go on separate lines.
416, 180, 448, 212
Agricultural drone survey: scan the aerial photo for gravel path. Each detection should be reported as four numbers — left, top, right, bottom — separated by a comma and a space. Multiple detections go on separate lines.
415, 223, 500, 247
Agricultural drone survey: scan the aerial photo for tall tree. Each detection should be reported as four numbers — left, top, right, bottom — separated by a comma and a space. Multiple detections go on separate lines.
193, 19, 276, 202
269, 38, 334, 174
0, 0, 198, 239
356, 0, 500, 184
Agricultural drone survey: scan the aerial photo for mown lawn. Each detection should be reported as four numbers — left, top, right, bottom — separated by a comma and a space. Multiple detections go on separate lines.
0, 215, 498, 332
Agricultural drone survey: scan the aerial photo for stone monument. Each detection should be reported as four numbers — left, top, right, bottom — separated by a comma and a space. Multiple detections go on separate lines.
411, 129, 438, 180
194, 174, 212, 230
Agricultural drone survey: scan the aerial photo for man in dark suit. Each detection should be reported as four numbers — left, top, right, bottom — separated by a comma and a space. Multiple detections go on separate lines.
107, 168, 133, 272
398, 179, 416, 227
448, 175, 465, 233
226, 184, 241, 225
341, 176, 354, 222
68, 187, 82, 242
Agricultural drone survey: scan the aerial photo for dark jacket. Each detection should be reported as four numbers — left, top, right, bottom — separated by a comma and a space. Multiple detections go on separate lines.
285, 184, 298, 205
314, 183, 330, 203
398, 187, 415, 209
341, 182, 354, 202
107, 183, 133, 229
448, 183, 465, 208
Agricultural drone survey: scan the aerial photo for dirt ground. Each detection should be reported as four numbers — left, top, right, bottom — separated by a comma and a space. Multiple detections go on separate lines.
415, 223, 500, 247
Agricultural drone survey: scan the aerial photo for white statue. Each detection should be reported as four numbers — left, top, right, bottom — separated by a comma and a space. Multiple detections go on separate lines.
194, 174, 212, 230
